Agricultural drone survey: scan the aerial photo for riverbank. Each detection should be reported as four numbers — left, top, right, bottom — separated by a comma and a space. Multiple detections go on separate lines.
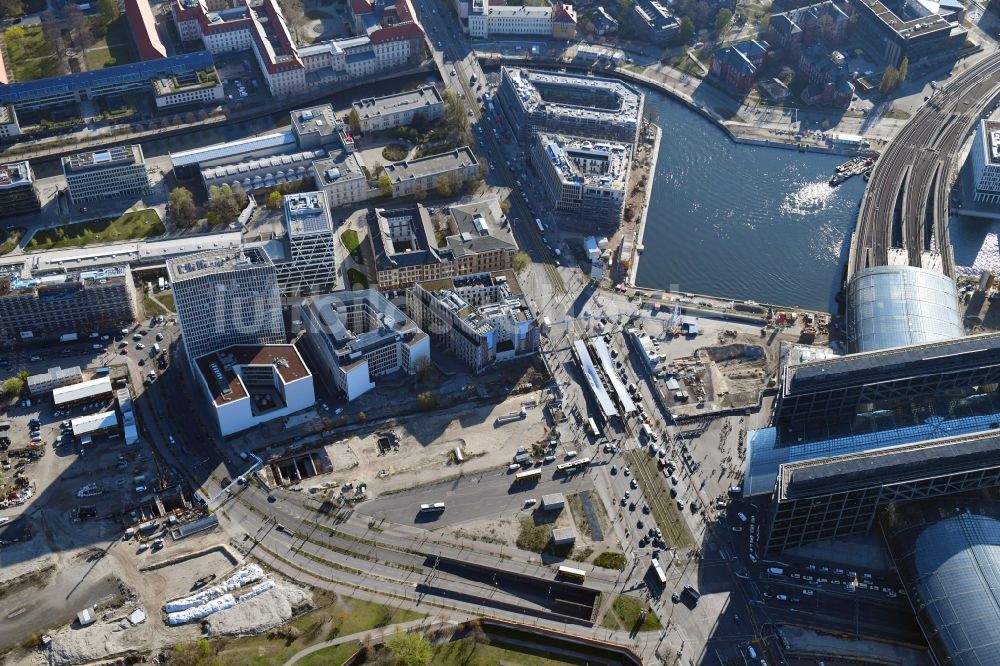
628, 123, 661, 286
478, 54, 882, 157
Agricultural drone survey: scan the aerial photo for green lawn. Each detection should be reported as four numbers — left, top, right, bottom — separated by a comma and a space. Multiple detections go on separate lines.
593, 550, 626, 570
601, 595, 662, 632
4, 25, 58, 81
341, 229, 364, 264
84, 16, 136, 69
27, 209, 164, 251
381, 143, 409, 161
296, 642, 360, 665
347, 268, 369, 289
0, 226, 25, 255
211, 592, 421, 666
430, 637, 579, 665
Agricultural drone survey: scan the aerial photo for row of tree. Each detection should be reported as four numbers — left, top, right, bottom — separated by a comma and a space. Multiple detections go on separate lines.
879, 57, 909, 95
168, 184, 250, 228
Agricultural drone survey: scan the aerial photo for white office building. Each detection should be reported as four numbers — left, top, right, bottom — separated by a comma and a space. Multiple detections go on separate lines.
195, 344, 315, 436
971, 119, 1000, 205
166, 246, 285, 364
301, 290, 429, 401
352, 85, 444, 133
61, 145, 152, 203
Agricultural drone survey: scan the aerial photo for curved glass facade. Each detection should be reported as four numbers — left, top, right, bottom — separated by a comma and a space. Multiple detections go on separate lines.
847, 266, 963, 353
884, 505, 1000, 666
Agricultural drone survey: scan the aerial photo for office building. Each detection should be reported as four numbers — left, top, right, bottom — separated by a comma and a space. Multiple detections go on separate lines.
195, 344, 315, 436
497, 67, 644, 150
27, 366, 83, 396
970, 119, 1000, 204
368, 198, 518, 290
849, 0, 967, 66
166, 246, 284, 363
383, 146, 479, 198
352, 85, 443, 133
0, 265, 139, 342
531, 133, 629, 229
301, 289, 429, 400
62, 145, 152, 204
0, 51, 218, 114
0, 161, 40, 218
628, 0, 680, 46
468, 2, 576, 38
0, 105, 21, 138
253, 191, 338, 296
311, 151, 371, 207
152, 69, 225, 109
407, 271, 538, 373
292, 105, 355, 151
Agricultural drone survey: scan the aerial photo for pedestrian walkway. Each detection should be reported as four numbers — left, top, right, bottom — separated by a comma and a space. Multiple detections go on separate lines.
281, 618, 439, 666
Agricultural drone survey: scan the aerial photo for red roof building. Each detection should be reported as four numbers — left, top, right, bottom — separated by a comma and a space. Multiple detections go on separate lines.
124, 0, 168, 61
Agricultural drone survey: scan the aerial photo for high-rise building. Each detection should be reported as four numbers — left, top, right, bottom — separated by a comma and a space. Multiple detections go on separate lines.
0, 161, 40, 218
166, 246, 284, 363
971, 119, 1000, 205
61, 145, 152, 203
253, 191, 338, 296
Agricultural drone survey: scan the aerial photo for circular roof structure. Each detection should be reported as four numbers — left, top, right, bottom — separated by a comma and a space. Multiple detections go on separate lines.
846, 265, 963, 354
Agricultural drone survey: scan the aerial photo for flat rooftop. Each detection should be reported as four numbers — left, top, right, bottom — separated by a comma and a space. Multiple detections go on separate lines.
418, 270, 533, 334
312, 150, 366, 186
857, 0, 952, 36
503, 66, 642, 127
985, 119, 1000, 165
4, 264, 130, 293
63, 145, 142, 172
0, 161, 33, 189
384, 146, 478, 184
196, 344, 310, 406
53, 377, 113, 406
537, 133, 630, 190
306, 289, 423, 356
170, 131, 296, 169
71, 410, 118, 436
166, 245, 273, 283
283, 191, 332, 237
353, 85, 442, 121
291, 104, 341, 141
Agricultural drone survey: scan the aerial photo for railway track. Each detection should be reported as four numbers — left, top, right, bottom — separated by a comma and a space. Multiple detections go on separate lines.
850, 54, 1000, 282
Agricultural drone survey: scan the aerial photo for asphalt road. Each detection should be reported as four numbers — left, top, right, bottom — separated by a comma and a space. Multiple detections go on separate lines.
357, 462, 596, 528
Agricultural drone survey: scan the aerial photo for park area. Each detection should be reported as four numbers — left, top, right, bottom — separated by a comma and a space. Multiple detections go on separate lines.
84, 15, 136, 70
26, 209, 164, 251
3, 25, 58, 82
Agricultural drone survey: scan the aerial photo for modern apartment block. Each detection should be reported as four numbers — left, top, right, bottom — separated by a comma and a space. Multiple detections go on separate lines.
62, 145, 151, 203
300, 290, 429, 400
0, 161, 40, 218
368, 198, 518, 290
628, 0, 680, 45
352, 85, 444, 133
0, 264, 139, 342
971, 119, 1000, 204
253, 191, 338, 296
497, 67, 644, 150
166, 246, 285, 363
406, 270, 539, 373
384, 146, 480, 197
531, 133, 629, 229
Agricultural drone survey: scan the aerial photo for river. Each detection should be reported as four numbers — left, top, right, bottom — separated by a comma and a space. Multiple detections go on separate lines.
635, 91, 867, 314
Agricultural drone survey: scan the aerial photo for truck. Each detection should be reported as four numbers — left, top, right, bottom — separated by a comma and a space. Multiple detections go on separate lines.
60, 333, 79, 343
495, 406, 527, 425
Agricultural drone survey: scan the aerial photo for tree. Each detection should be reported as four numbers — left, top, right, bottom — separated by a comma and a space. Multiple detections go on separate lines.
0, 0, 24, 18
348, 107, 361, 134
267, 190, 283, 209
40, 11, 66, 72
416, 391, 437, 411
678, 16, 695, 43
513, 251, 530, 273
713, 7, 732, 32
378, 174, 393, 197
435, 175, 453, 198
879, 64, 898, 95
441, 90, 470, 143
168, 187, 197, 227
98, 0, 119, 25
897, 56, 908, 84
207, 184, 241, 222
277, 0, 306, 41
63, 4, 91, 49
0, 0, 24, 19
615, 0, 634, 17
386, 631, 432, 666
500, 199, 512, 215
413, 181, 427, 200
413, 358, 433, 382
358, 411, 367, 422
1, 375, 25, 398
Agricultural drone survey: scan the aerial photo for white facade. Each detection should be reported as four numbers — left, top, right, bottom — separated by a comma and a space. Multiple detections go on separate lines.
154, 78, 224, 109
352, 85, 444, 133
469, 4, 552, 37
301, 290, 430, 401
196, 344, 315, 436
0, 105, 21, 138
272, 191, 338, 295
972, 119, 1000, 205
166, 246, 285, 364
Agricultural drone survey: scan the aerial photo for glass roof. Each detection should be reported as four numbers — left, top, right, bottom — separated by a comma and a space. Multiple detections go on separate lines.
847, 265, 963, 354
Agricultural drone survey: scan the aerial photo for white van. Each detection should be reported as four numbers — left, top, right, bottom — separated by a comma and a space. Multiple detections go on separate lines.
153, 343, 161, 354
564, 450, 578, 459
641, 423, 654, 440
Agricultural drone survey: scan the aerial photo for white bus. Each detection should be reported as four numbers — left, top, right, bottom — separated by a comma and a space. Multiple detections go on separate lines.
556, 457, 592, 473
536, 218, 545, 233
587, 417, 601, 438
419, 502, 446, 512
557, 565, 587, 581
651, 558, 667, 586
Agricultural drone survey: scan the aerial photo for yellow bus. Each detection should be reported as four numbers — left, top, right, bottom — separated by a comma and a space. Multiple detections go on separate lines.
557, 565, 587, 581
